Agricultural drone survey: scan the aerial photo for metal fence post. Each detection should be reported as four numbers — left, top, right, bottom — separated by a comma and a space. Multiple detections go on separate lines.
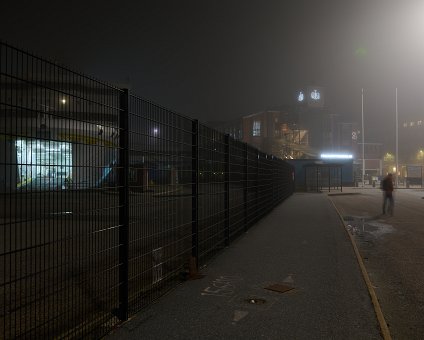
191, 120, 199, 268
273, 159, 276, 204
117, 88, 129, 321
256, 151, 259, 215
224, 134, 230, 246
328, 167, 331, 192
244, 143, 248, 231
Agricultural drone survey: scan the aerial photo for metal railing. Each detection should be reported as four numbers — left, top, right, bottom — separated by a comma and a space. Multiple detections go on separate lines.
0, 41, 294, 339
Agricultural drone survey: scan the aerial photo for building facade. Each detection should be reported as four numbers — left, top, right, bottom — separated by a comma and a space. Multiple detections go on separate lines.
242, 110, 310, 159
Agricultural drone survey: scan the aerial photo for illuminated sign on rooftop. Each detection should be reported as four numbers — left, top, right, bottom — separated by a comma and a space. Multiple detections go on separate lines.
310, 89, 320, 100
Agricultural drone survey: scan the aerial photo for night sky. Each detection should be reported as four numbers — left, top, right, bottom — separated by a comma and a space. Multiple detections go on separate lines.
2, 1, 424, 151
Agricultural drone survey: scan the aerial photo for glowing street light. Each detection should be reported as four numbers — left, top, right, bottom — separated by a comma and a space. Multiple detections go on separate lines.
383, 152, 394, 162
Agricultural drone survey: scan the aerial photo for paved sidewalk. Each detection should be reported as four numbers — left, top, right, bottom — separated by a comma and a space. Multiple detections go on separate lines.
107, 193, 382, 340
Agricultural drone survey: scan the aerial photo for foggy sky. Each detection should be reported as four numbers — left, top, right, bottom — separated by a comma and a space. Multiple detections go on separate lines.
2, 0, 424, 152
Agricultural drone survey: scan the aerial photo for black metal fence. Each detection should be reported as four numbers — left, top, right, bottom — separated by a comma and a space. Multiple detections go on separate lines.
304, 164, 343, 192
0, 41, 294, 339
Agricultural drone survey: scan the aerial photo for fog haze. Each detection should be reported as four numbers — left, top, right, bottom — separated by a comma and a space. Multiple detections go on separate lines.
2, 0, 424, 151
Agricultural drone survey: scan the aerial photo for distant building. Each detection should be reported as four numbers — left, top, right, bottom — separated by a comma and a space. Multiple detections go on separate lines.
336, 122, 359, 156
213, 85, 381, 168
399, 119, 424, 163
295, 85, 335, 152
239, 105, 362, 160
241, 109, 311, 159
356, 142, 384, 179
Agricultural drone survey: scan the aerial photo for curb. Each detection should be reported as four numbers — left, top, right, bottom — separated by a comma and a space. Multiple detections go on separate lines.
328, 196, 392, 340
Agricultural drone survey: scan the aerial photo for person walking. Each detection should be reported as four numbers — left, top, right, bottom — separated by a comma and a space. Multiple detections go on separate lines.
381, 173, 394, 215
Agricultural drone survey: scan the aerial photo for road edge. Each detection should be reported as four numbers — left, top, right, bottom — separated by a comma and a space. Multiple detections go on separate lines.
327, 195, 392, 340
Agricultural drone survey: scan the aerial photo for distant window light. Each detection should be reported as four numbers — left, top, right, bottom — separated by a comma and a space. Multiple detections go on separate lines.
253, 120, 261, 136
410, 122, 415, 127
418, 121, 423, 126
403, 122, 408, 128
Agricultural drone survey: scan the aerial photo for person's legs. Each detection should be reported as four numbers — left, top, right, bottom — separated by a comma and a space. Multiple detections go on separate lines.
388, 194, 394, 215
382, 193, 387, 214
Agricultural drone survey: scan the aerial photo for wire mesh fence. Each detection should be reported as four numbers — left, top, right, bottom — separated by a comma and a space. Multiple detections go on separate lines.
0, 41, 294, 339
304, 164, 343, 192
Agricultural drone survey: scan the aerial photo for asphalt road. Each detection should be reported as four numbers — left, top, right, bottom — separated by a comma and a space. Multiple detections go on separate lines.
329, 187, 424, 340
107, 192, 381, 340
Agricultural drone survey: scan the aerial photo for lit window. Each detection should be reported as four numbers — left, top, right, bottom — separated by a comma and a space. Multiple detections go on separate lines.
418, 121, 422, 126
15, 139, 73, 190
253, 120, 261, 136
403, 123, 408, 128
410, 122, 415, 127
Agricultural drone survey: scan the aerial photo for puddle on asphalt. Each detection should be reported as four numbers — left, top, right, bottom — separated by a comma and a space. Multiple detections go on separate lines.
366, 221, 395, 237
344, 215, 395, 239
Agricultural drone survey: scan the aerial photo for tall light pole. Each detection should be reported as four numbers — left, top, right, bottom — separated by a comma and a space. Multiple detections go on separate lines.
361, 88, 365, 187
420, 149, 423, 188
395, 88, 399, 187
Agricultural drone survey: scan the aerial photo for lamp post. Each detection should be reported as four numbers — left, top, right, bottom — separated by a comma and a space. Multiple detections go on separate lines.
420, 149, 424, 188
361, 88, 365, 187
395, 88, 399, 187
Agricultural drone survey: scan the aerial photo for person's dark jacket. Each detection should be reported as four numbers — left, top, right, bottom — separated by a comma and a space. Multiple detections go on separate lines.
382, 176, 394, 193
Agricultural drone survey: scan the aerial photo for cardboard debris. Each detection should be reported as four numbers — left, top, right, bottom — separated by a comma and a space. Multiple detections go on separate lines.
264, 283, 294, 294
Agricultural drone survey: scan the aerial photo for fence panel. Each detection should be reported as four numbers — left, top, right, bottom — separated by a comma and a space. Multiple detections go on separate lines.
126, 96, 194, 313
0, 41, 294, 339
197, 124, 226, 266
228, 139, 246, 240
246, 144, 260, 227
0, 42, 122, 339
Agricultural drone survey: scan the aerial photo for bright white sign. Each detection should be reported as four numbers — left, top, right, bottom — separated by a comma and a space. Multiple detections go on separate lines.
320, 153, 353, 159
